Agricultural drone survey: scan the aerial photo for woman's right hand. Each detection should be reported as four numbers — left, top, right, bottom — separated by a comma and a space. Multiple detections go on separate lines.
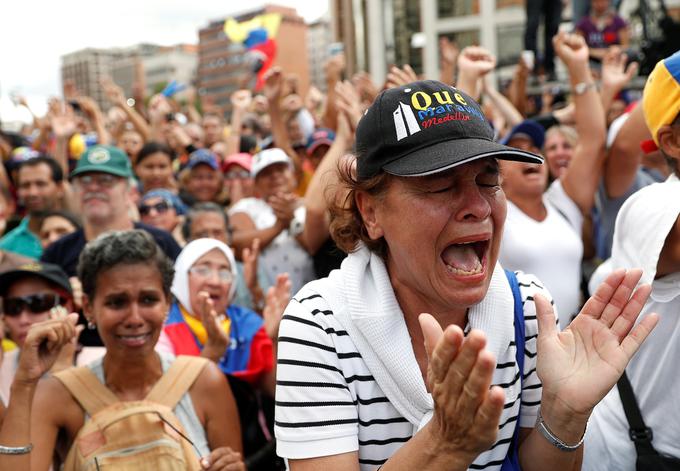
418, 314, 506, 468
198, 292, 230, 362
14, 313, 79, 385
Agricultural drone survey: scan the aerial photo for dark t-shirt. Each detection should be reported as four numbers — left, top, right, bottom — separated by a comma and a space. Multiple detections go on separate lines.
41, 222, 181, 277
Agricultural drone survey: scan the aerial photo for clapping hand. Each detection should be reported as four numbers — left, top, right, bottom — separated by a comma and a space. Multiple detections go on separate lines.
386, 64, 418, 89
198, 292, 230, 362
601, 46, 638, 93
419, 314, 505, 468
263, 273, 292, 341
536, 269, 658, 421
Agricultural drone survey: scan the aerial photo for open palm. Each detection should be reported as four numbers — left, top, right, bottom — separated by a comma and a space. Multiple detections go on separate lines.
535, 269, 658, 415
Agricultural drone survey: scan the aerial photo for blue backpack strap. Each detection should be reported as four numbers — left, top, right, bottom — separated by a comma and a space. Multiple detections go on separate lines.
500, 269, 526, 471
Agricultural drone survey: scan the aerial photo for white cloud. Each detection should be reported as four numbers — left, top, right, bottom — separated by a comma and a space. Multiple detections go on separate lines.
0, 0, 328, 123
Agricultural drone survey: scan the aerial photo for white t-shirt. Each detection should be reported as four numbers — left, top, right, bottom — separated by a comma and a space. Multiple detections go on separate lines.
583, 178, 680, 470
500, 180, 583, 329
229, 197, 315, 294
275, 253, 554, 470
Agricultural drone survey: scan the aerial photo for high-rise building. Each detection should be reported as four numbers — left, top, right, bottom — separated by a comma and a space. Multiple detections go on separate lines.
61, 48, 127, 111
141, 44, 198, 96
197, 4, 310, 117
307, 17, 333, 92
330, 0, 525, 85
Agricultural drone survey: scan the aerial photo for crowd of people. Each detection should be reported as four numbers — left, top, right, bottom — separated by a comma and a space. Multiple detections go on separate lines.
0, 0, 679, 468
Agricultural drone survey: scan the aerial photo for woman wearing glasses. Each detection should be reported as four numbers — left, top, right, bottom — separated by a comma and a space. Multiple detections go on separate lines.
0, 262, 74, 407
157, 238, 290, 395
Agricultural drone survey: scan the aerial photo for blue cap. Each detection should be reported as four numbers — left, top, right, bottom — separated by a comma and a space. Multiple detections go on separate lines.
140, 189, 187, 215
500, 120, 545, 149
187, 149, 219, 171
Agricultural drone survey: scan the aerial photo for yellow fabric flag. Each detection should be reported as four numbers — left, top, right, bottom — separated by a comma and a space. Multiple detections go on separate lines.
224, 13, 282, 44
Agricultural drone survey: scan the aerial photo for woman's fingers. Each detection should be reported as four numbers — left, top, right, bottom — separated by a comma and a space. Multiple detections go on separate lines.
420, 314, 464, 385
454, 349, 497, 425
598, 268, 643, 327
609, 283, 652, 341
580, 268, 627, 319
473, 385, 505, 439
534, 293, 558, 339
442, 330, 487, 399
620, 312, 659, 359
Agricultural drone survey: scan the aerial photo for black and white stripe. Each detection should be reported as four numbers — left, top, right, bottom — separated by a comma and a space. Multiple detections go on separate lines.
275, 271, 553, 470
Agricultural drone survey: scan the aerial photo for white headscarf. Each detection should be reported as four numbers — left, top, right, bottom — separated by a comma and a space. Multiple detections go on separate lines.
171, 238, 238, 315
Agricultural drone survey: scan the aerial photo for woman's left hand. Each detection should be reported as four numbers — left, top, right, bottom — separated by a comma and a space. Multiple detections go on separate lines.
535, 268, 658, 419
200, 447, 245, 470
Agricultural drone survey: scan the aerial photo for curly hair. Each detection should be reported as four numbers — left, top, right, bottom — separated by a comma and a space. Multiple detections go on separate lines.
77, 230, 175, 299
328, 155, 392, 258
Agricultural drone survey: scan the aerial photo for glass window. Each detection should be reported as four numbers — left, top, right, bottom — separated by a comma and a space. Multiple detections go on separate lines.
437, 0, 479, 17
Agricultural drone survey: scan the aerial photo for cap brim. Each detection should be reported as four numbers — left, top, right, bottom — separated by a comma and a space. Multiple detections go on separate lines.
382, 137, 543, 177
70, 166, 131, 179
0, 270, 72, 296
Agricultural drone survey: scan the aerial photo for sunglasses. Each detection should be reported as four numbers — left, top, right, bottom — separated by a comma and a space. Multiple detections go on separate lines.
2, 293, 64, 317
139, 200, 171, 216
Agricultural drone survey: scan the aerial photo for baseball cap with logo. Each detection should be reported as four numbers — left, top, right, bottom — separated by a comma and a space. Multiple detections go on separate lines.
306, 128, 336, 155
355, 80, 542, 180
642, 50, 680, 145
70, 145, 132, 179
251, 148, 292, 178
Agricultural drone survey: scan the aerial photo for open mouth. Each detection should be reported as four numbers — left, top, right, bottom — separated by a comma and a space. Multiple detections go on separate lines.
441, 238, 489, 276
522, 166, 541, 176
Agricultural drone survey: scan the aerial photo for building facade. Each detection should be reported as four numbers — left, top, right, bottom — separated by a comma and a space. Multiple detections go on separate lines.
61, 48, 127, 111
307, 17, 333, 92
197, 4, 310, 117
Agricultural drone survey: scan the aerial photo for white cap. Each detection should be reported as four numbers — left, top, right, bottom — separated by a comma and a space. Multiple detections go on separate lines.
251, 148, 292, 178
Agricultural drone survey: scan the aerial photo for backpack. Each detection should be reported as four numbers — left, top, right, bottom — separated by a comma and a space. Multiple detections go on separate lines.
53, 355, 208, 471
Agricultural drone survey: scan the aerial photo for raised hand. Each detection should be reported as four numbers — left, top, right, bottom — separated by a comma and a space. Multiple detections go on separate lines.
263, 273, 292, 341
324, 53, 346, 84
418, 314, 506, 467
335, 80, 363, 131
50, 306, 84, 372
553, 31, 590, 70
197, 292, 230, 362
601, 46, 638, 93
352, 72, 379, 103
269, 192, 298, 226
535, 268, 658, 418
50, 102, 77, 138
100, 77, 127, 106
263, 67, 284, 105
386, 64, 419, 89
200, 446, 245, 470
148, 93, 172, 123
457, 46, 496, 79
230, 89, 252, 112
14, 314, 79, 385
242, 238, 261, 294
440, 37, 460, 68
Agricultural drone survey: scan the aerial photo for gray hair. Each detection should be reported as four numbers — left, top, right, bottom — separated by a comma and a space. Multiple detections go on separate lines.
181, 202, 230, 242
77, 230, 174, 299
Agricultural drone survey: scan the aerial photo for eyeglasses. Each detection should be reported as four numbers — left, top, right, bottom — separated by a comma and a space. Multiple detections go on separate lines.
139, 200, 171, 216
2, 293, 64, 317
224, 170, 251, 180
189, 265, 233, 283
74, 174, 120, 188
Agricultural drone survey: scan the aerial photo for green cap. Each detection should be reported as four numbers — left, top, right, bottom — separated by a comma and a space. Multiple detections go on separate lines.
70, 145, 132, 179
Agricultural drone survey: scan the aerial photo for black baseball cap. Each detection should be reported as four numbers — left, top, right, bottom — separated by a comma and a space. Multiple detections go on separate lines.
355, 80, 543, 180
0, 262, 72, 296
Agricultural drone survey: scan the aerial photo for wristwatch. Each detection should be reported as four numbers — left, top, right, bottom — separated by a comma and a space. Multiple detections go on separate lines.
289, 216, 304, 236
572, 82, 597, 96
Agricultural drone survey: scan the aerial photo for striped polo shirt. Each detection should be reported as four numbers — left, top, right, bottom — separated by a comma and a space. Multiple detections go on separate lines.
275, 271, 556, 470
